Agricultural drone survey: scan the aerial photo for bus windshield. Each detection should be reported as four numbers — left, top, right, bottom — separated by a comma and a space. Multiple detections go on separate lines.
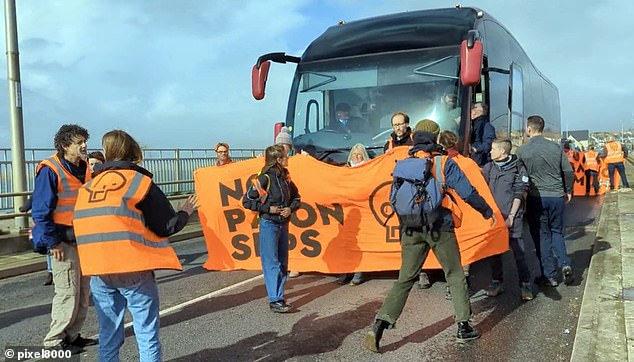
289, 46, 462, 164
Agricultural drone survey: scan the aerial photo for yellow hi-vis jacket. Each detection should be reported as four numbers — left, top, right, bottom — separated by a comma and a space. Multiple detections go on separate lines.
36, 154, 91, 226
73, 169, 182, 275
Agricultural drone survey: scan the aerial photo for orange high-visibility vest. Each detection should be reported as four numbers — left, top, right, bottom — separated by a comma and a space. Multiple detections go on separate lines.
584, 150, 599, 171
36, 154, 91, 226
604, 141, 624, 164
74, 169, 182, 275
412, 151, 463, 227
386, 133, 414, 151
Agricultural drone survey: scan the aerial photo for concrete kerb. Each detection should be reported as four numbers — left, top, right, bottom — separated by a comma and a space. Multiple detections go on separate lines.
570, 191, 628, 361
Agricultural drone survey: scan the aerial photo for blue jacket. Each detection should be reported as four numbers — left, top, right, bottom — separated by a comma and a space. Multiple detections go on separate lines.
471, 115, 496, 166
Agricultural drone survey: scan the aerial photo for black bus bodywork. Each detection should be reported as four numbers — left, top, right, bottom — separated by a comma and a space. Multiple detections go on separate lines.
252, 7, 560, 164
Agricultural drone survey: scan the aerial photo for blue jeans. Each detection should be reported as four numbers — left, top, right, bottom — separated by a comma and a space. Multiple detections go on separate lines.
526, 196, 571, 279
608, 162, 630, 189
259, 218, 289, 303
91, 271, 161, 362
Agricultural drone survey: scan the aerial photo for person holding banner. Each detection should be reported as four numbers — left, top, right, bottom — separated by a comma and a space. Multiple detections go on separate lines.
336, 143, 370, 286
242, 144, 301, 313
364, 124, 496, 352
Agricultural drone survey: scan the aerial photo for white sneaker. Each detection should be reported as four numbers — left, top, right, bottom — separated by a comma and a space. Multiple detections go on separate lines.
288, 271, 300, 278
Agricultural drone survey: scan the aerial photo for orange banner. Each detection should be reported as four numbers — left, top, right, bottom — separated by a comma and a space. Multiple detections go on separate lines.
195, 147, 508, 273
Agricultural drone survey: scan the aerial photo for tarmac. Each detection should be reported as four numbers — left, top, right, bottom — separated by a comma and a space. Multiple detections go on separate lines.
1, 166, 633, 361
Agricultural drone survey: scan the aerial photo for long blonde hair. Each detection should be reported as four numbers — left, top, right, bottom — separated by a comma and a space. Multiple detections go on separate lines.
102, 130, 143, 163
347, 143, 369, 166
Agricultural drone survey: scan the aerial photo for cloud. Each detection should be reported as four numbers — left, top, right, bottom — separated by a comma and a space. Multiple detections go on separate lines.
0, 0, 632, 152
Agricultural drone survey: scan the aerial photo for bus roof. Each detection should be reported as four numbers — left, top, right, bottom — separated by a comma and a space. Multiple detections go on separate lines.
302, 7, 481, 62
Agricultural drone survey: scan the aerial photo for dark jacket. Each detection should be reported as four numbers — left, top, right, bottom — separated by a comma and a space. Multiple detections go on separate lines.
471, 115, 496, 166
95, 161, 190, 237
482, 155, 529, 238
409, 135, 493, 231
517, 135, 574, 197
383, 127, 413, 151
242, 167, 301, 223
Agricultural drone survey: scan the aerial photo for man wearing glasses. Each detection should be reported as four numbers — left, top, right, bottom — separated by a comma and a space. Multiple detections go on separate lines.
384, 112, 413, 152
215, 142, 233, 166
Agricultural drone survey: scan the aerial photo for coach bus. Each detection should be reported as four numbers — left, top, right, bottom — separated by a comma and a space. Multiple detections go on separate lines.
252, 6, 560, 164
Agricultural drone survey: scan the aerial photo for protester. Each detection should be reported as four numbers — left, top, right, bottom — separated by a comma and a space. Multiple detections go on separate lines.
601, 135, 630, 191
364, 119, 496, 352
436, 130, 473, 299
584, 145, 600, 196
32, 124, 97, 353
275, 127, 301, 279
215, 142, 233, 166
74, 130, 198, 361
242, 144, 301, 313
517, 115, 575, 287
336, 143, 370, 285
87, 151, 105, 172
469, 102, 495, 167
482, 138, 533, 301
384, 112, 413, 152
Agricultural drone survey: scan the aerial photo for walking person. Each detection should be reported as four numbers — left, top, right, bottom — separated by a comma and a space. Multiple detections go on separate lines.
73, 130, 198, 362
517, 115, 575, 287
32, 124, 97, 352
584, 145, 600, 196
483, 138, 533, 301
364, 125, 496, 352
242, 144, 301, 313
601, 135, 630, 191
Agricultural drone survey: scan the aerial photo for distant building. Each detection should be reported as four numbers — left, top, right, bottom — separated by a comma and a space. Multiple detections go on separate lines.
562, 130, 589, 151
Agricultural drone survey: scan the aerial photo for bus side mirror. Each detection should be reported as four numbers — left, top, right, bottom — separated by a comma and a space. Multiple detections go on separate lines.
252, 61, 271, 100
460, 39, 483, 86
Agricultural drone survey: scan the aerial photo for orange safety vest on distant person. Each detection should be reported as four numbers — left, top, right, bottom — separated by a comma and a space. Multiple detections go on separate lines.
584, 150, 599, 171
73, 169, 182, 275
36, 154, 91, 226
604, 141, 624, 164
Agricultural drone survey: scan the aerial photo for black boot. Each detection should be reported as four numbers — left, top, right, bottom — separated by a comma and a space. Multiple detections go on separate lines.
456, 321, 480, 343
364, 319, 388, 353
43, 272, 53, 286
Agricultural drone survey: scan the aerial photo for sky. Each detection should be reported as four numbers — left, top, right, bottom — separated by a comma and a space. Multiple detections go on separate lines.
0, 0, 632, 149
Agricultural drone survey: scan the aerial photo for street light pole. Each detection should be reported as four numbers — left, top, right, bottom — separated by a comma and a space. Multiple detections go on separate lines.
4, 0, 27, 230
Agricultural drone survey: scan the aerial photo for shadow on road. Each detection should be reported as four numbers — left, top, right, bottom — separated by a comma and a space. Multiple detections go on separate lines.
168, 300, 382, 362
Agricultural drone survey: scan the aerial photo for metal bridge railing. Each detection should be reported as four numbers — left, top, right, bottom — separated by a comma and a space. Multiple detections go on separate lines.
0, 147, 262, 211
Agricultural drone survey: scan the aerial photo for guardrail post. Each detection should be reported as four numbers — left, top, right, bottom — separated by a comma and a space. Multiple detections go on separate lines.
4, 0, 27, 231
175, 148, 181, 194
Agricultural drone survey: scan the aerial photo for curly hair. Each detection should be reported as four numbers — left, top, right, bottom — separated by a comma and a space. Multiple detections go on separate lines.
54, 124, 89, 153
